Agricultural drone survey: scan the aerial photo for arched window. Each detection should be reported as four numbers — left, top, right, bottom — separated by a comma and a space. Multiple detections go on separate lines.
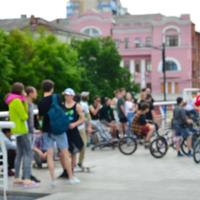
162, 26, 180, 47
81, 27, 101, 37
158, 57, 181, 72
165, 60, 178, 71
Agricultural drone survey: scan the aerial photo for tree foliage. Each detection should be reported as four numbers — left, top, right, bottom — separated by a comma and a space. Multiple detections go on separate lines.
0, 29, 139, 109
72, 37, 139, 97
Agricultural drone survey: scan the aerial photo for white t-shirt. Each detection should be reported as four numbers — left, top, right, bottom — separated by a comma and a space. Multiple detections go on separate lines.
78, 101, 89, 130
125, 101, 134, 116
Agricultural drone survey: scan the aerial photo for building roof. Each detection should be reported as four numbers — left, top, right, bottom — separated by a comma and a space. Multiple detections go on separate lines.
114, 13, 191, 26
0, 16, 89, 38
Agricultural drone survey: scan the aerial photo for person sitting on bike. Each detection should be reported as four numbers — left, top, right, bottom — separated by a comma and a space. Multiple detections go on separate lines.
172, 97, 194, 157
131, 102, 155, 148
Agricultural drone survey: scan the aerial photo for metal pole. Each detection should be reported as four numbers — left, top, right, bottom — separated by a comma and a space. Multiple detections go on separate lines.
162, 43, 167, 101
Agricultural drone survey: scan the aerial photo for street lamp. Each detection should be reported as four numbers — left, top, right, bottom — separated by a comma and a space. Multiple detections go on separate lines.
162, 43, 167, 101
134, 40, 167, 101
145, 42, 167, 101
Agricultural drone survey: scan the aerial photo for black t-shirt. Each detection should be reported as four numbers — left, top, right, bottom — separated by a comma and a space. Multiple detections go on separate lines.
38, 94, 62, 132
100, 105, 114, 122
139, 99, 154, 121
117, 98, 125, 118
90, 104, 100, 120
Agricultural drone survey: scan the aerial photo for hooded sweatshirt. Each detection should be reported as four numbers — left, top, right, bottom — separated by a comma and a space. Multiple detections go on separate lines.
5, 93, 28, 135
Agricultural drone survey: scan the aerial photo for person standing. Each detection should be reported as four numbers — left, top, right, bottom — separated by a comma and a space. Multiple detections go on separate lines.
38, 80, 79, 186
25, 86, 41, 183
5, 82, 36, 187
78, 92, 92, 168
125, 92, 136, 128
63, 88, 84, 168
117, 88, 127, 136
172, 97, 193, 157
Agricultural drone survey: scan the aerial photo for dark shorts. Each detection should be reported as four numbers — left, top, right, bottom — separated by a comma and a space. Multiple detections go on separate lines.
174, 126, 193, 138
67, 128, 84, 154
119, 116, 128, 123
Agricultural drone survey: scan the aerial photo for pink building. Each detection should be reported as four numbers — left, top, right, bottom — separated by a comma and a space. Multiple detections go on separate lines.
56, 11, 200, 100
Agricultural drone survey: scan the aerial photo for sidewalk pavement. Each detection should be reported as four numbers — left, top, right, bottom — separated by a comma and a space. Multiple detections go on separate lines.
4, 147, 200, 200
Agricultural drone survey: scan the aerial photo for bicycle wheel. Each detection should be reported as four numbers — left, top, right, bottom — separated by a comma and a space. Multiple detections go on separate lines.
118, 136, 137, 155
193, 140, 200, 163
180, 138, 189, 155
150, 136, 168, 159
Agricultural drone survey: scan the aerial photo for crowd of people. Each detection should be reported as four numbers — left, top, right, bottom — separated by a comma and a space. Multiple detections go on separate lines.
0, 80, 200, 189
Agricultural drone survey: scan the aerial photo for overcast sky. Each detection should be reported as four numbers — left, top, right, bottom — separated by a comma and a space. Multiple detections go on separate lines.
0, 0, 199, 30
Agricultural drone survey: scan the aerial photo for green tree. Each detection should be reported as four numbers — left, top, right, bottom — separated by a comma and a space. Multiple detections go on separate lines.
31, 33, 83, 92
0, 30, 13, 94
6, 30, 83, 93
73, 37, 139, 97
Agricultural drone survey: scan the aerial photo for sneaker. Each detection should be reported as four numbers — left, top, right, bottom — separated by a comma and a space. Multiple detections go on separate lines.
49, 180, 56, 188
31, 175, 41, 183
58, 170, 68, 179
66, 176, 80, 185
144, 142, 150, 149
8, 170, 15, 177
77, 163, 83, 169
177, 151, 184, 157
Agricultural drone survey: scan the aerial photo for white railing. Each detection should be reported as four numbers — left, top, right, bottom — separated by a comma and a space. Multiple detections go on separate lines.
0, 109, 38, 118
153, 101, 176, 106
0, 134, 8, 200
0, 122, 15, 200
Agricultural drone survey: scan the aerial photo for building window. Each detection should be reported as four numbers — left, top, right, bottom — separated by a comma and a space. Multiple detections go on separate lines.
158, 57, 181, 72
165, 35, 179, 47
146, 60, 151, 72
165, 60, 178, 71
134, 38, 141, 48
161, 82, 179, 94
145, 37, 152, 47
175, 82, 179, 93
82, 27, 101, 37
163, 26, 180, 47
124, 38, 129, 49
115, 39, 120, 48
124, 60, 130, 68
135, 60, 140, 73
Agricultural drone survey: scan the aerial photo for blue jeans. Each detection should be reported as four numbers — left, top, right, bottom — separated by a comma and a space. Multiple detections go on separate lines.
15, 134, 32, 179
127, 112, 135, 128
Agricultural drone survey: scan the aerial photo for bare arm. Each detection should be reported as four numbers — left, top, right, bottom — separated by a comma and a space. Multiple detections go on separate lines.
90, 104, 101, 116
69, 104, 85, 129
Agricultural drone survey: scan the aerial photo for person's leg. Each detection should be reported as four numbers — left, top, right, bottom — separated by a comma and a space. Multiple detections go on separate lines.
14, 136, 23, 181
21, 134, 32, 180
72, 154, 77, 170
145, 124, 154, 142
42, 133, 55, 181
187, 135, 192, 151
60, 149, 73, 179
8, 149, 16, 176
33, 152, 43, 168
78, 128, 87, 167
47, 148, 55, 181
8, 149, 16, 170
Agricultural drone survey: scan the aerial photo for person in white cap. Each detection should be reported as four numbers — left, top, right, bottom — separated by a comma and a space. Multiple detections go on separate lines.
59, 88, 85, 178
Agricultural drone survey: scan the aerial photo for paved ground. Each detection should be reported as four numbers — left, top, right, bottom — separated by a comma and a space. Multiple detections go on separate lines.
4, 146, 200, 200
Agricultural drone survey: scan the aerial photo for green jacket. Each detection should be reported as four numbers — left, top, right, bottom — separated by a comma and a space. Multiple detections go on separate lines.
8, 99, 28, 135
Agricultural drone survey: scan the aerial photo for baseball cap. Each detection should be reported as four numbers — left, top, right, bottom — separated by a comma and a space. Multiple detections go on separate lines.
63, 88, 75, 96
81, 91, 90, 97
